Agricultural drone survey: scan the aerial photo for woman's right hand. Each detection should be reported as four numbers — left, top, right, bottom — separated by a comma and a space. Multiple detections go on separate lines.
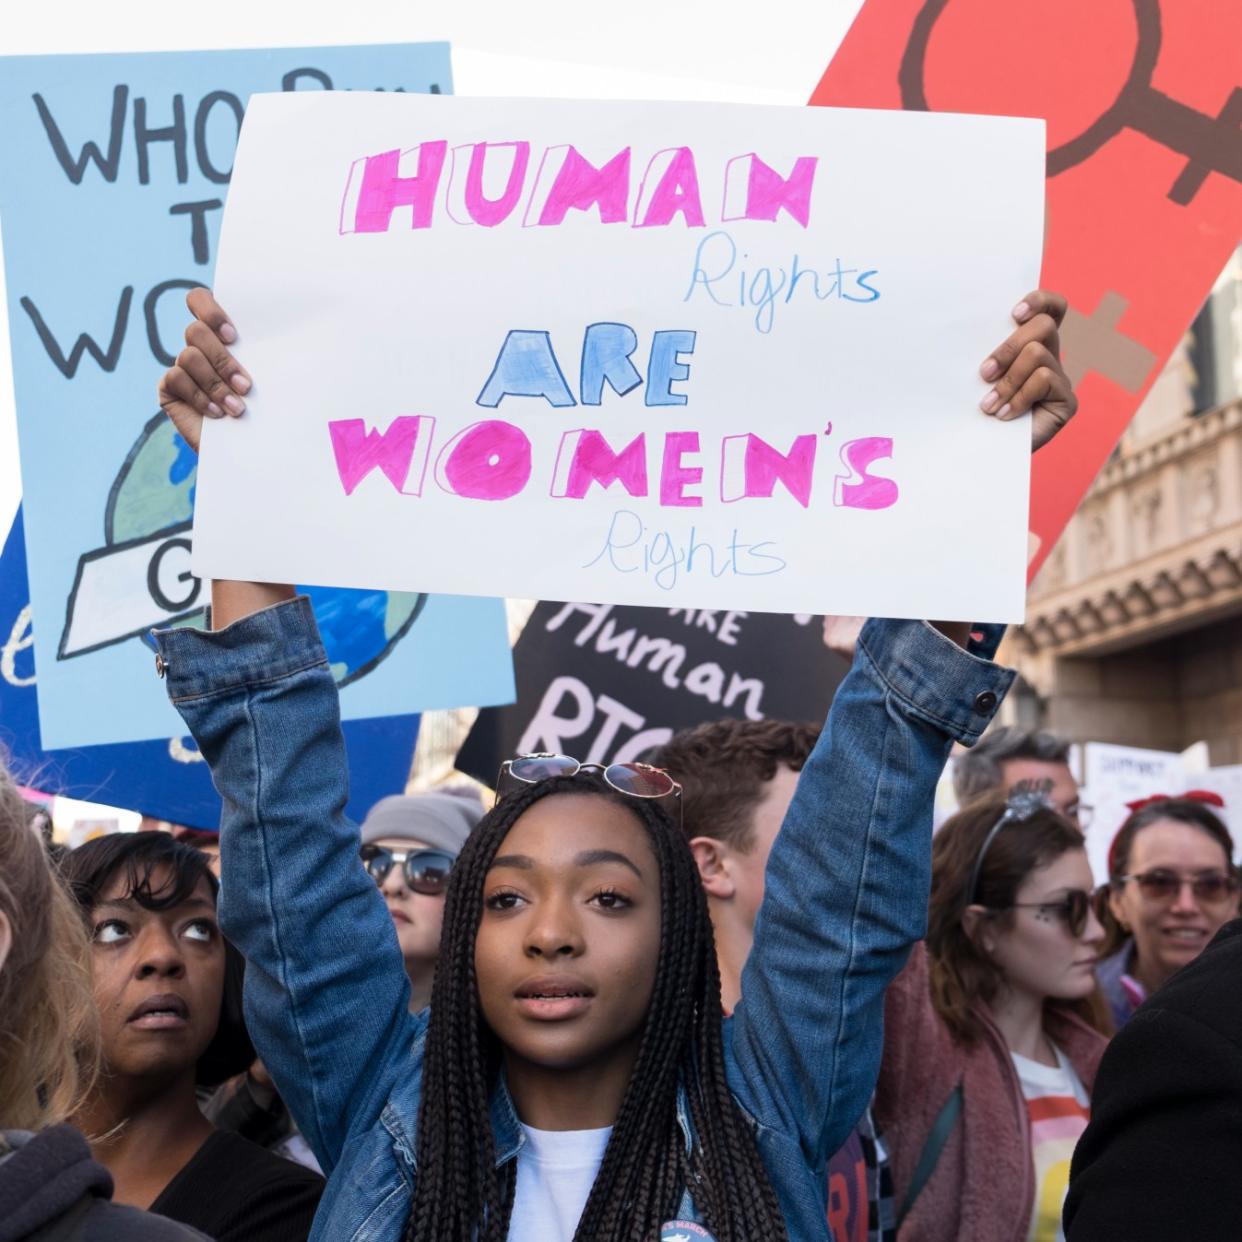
157, 287, 292, 626
157, 287, 252, 453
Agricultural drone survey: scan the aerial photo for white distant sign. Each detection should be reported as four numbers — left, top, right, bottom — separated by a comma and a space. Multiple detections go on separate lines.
1082, 742, 1242, 881
196, 92, 1044, 620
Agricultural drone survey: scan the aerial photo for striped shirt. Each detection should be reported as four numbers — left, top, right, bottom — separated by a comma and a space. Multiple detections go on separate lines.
1011, 1046, 1091, 1242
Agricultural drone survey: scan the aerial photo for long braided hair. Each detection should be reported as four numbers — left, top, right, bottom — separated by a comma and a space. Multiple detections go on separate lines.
404, 772, 787, 1242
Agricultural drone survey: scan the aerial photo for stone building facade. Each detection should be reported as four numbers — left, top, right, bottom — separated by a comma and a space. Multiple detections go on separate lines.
1006, 256, 1242, 764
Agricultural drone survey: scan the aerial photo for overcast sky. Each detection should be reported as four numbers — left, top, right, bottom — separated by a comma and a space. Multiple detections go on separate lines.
0, 0, 865, 534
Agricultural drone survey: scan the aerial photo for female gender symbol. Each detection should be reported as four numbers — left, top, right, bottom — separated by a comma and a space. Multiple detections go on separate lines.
899, 0, 1242, 205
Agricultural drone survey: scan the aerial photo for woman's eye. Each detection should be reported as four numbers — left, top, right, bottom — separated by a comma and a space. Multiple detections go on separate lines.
183, 919, 216, 943
93, 919, 129, 944
485, 890, 524, 912
590, 889, 632, 911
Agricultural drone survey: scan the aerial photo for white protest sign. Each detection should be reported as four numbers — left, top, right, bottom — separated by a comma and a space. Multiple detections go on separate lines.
1081, 742, 1242, 881
195, 93, 1044, 620
1082, 742, 1188, 884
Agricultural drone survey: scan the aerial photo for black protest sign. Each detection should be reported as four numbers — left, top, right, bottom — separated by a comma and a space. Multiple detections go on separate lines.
456, 602, 848, 784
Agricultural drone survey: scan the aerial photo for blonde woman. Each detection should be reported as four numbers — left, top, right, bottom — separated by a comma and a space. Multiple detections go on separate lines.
0, 762, 207, 1241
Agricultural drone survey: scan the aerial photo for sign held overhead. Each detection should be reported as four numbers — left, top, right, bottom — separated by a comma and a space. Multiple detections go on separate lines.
196, 93, 1044, 621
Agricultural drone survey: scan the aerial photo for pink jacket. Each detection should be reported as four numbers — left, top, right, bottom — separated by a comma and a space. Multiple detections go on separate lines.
875, 943, 1106, 1242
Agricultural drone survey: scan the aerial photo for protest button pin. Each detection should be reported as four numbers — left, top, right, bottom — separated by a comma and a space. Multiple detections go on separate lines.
660, 1223, 717, 1241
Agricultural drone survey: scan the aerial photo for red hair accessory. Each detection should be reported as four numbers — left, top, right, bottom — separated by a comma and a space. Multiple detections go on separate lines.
1108, 790, 1228, 875
1124, 790, 1225, 815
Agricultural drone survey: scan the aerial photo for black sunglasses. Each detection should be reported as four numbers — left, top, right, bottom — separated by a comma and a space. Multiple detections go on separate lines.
495, 753, 682, 829
359, 845, 455, 895
998, 889, 1093, 939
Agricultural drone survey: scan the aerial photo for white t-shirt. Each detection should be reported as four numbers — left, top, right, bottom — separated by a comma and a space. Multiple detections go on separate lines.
1011, 1045, 1090, 1242
507, 1123, 612, 1242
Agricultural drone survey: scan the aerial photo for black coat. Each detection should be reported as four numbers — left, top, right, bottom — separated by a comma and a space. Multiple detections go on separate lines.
0, 1126, 207, 1242
1065, 917, 1242, 1241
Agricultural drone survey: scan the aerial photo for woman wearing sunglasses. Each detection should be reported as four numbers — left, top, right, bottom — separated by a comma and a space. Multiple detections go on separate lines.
358, 791, 483, 1013
1097, 794, 1239, 1030
874, 787, 1109, 1242
149, 285, 1074, 1241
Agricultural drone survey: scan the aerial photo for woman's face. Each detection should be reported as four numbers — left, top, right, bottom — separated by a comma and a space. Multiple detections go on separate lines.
982, 847, 1103, 1003
474, 793, 662, 1078
1109, 818, 1238, 980
374, 835, 450, 966
88, 865, 225, 1083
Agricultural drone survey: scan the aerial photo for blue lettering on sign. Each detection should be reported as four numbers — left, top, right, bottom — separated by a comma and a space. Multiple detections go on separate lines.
583, 509, 787, 592
682, 229, 881, 333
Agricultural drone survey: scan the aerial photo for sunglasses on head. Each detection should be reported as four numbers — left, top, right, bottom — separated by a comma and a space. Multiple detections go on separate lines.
495, 753, 683, 828
997, 889, 1093, 939
1117, 868, 1238, 906
359, 844, 455, 895
967, 779, 1057, 906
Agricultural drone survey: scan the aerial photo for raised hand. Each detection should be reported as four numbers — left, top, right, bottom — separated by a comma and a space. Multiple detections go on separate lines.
978, 289, 1077, 451
156, 287, 251, 453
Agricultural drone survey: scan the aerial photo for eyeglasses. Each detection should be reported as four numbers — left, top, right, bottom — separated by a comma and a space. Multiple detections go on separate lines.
997, 889, 1093, 938
1117, 869, 1238, 906
1068, 803, 1094, 830
359, 845, 456, 895
496, 753, 683, 828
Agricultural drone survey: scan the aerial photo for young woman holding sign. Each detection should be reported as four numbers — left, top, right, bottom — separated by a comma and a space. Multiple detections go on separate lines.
152, 286, 1076, 1242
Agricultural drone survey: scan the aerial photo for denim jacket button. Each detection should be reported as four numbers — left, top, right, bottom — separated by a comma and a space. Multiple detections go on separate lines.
973, 690, 997, 714
155, 653, 167, 678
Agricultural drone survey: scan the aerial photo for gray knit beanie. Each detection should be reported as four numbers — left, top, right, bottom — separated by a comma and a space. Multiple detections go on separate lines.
359, 789, 484, 856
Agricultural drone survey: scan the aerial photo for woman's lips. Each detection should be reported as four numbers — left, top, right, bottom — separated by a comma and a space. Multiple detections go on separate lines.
127, 992, 189, 1031
514, 994, 594, 1021
388, 907, 413, 925
514, 977, 595, 1021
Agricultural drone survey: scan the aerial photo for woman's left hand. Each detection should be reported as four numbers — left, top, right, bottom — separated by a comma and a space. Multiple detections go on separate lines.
979, 289, 1077, 451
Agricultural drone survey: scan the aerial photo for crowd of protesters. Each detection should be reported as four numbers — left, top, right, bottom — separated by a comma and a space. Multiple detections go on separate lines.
1, 283, 1239, 1242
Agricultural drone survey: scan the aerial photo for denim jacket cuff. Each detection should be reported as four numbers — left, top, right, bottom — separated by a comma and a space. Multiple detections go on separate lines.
151, 596, 326, 702
857, 617, 1015, 747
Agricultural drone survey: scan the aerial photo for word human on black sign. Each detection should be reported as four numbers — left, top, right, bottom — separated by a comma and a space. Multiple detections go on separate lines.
456, 601, 846, 784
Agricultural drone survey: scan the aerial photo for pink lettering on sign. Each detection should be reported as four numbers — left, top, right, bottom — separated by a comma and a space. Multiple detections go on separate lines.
720, 433, 817, 508
328, 416, 435, 496
722, 154, 819, 228
834, 437, 898, 510
448, 141, 531, 227
660, 432, 704, 508
434, 420, 532, 500
528, 145, 632, 227
343, 141, 448, 233
342, 142, 819, 231
634, 147, 705, 229
551, 430, 650, 499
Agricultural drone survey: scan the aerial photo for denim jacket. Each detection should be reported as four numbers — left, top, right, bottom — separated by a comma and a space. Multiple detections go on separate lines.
155, 600, 1011, 1242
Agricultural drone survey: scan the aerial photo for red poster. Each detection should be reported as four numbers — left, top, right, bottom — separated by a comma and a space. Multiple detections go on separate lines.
812, 0, 1242, 577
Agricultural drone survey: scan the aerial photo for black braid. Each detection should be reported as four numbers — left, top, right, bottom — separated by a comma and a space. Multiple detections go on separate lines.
403, 773, 787, 1242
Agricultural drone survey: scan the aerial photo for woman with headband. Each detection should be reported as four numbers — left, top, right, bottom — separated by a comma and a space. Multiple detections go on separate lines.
1096, 793, 1239, 1029
875, 785, 1110, 1242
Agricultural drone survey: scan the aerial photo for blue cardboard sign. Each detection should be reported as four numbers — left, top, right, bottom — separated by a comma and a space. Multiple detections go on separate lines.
0, 45, 515, 749
1, 507, 421, 828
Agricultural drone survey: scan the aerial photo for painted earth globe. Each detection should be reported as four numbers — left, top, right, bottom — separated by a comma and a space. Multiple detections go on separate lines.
110, 413, 423, 683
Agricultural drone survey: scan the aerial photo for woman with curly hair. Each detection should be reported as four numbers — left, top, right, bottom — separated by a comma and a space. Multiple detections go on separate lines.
61, 831, 324, 1242
0, 763, 206, 1241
